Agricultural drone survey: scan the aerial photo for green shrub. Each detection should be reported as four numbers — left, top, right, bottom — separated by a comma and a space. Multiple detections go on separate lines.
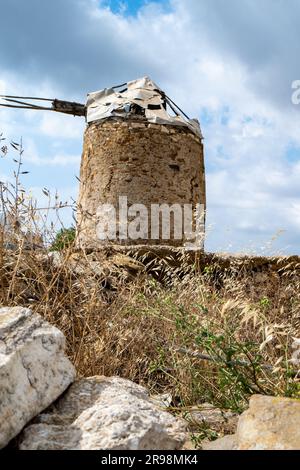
50, 227, 76, 251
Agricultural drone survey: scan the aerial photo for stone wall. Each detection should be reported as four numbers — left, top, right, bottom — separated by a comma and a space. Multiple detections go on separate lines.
76, 118, 205, 249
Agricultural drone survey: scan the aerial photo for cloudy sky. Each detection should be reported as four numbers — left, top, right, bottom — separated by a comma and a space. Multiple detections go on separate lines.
1, 0, 300, 254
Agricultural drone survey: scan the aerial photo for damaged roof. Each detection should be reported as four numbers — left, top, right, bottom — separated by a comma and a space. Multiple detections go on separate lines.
86, 76, 202, 138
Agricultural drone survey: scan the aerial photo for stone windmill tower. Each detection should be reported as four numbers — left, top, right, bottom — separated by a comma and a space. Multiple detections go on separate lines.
0, 76, 206, 251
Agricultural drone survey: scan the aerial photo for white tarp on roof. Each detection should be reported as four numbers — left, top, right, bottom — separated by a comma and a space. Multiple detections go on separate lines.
86, 76, 202, 138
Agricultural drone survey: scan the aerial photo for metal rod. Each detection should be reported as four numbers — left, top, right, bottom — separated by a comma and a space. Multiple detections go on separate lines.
2, 98, 48, 109
165, 97, 180, 117
164, 94, 191, 120
0, 94, 54, 102
112, 82, 128, 89
0, 103, 53, 111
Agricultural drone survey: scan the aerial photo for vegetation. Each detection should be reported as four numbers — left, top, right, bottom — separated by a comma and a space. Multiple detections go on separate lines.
0, 136, 299, 446
50, 227, 76, 251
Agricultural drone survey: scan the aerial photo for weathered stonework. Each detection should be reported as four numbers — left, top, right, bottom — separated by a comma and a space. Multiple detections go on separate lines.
76, 118, 205, 249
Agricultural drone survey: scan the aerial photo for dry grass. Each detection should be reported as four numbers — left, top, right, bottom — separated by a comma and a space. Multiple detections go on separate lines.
1, 241, 299, 407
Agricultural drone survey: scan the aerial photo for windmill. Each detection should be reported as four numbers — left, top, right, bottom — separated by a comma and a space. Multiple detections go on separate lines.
0, 77, 206, 251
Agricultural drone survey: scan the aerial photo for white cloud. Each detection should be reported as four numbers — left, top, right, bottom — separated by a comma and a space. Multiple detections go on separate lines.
39, 112, 85, 140
21, 138, 81, 167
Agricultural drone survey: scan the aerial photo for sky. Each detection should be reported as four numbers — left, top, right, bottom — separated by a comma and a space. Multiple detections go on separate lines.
1, 0, 300, 254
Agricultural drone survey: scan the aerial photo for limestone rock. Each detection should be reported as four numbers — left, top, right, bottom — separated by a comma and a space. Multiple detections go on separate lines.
19, 376, 187, 450
184, 403, 238, 434
202, 434, 237, 450
0, 307, 75, 448
236, 395, 300, 450
111, 254, 145, 274
202, 395, 300, 450
181, 403, 238, 450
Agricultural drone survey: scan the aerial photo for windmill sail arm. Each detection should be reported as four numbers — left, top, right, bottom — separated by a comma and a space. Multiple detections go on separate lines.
0, 103, 53, 111
52, 99, 86, 116
0, 95, 86, 117
2, 97, 50, 109
0, 94, 54, 101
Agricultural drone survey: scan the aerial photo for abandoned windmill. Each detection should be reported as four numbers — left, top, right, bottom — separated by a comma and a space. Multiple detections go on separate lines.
0, 76, 206, 250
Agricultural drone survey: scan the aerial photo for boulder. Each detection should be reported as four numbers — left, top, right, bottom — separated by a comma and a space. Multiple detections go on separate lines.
202, 395, 300, 450
19, 376, 187, 450
236, 395, 300, 450
0, 307, 75, 448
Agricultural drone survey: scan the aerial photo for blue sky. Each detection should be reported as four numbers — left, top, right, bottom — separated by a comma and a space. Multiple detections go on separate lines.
1, 0, 300, 254
102, 0, 170, 15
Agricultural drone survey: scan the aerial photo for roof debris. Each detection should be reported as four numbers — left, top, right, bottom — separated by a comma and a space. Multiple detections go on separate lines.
86, 76, 202, 137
